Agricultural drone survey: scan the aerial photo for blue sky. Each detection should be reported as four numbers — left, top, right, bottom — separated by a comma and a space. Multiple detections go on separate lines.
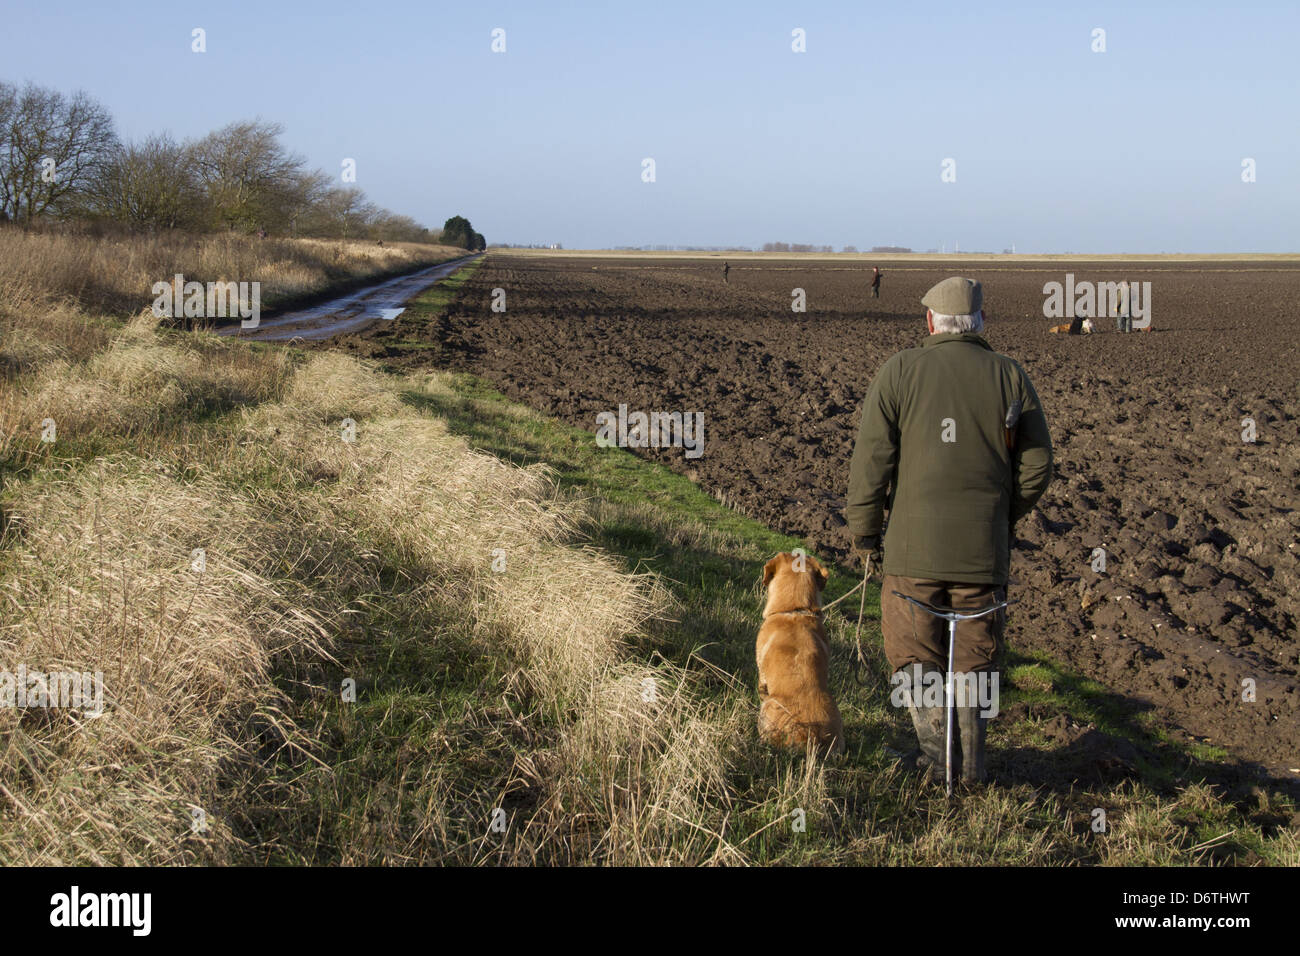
6, 0, 1297, 251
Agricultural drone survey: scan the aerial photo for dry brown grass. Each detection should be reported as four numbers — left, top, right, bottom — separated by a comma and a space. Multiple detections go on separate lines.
0, 290, 751, 864
8, 312, 292, 442
0, 459, 333, 864
0, 227, 465, 319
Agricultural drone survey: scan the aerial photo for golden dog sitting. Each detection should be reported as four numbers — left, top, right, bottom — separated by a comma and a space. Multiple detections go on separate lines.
756, 552, 845, 755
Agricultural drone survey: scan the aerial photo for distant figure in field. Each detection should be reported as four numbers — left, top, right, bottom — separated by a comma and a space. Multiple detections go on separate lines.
1115, 281, 1132, 332
257, 227, 267, 240
871, 266, 882, 298
723, 261, 730, 283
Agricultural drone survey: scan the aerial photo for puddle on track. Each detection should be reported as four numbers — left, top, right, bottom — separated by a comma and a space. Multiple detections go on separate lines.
214, 253, 480, 342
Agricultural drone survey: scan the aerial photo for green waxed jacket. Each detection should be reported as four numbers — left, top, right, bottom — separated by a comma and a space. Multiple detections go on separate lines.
845, 332, 1054, 585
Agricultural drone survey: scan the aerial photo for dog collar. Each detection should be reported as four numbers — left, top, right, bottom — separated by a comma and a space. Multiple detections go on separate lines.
763, 607, 823, 619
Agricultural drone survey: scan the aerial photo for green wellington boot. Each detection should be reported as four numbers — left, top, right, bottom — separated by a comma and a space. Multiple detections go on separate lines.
955, 705, 989, 784
900, 667, 948, 774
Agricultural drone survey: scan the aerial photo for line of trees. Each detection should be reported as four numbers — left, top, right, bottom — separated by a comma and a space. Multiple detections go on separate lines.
761, 243, 918, 254
762, 242, 836, 253
0, 80, 484, 247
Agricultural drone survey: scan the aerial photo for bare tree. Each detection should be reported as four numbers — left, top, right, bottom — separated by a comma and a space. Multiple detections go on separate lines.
0, 83, 12, 222
337, 188, 376, 239
189, 119, 305, 232
0, 81, 118, 222
282, 168, 331, 236
367, 208, 427, 243
0, 87, 442, 243
87, 133, 203, 230
296, 186, 375, 238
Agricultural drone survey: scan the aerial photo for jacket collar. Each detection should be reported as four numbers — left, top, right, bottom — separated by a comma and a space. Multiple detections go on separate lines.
923, 332, 993, 351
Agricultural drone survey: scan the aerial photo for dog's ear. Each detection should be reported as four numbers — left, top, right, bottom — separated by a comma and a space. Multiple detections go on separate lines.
808, 555, 829, 590
761, 554, 782, 590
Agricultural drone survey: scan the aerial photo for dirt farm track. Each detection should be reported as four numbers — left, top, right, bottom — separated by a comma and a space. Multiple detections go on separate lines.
344, 253, 1300, 784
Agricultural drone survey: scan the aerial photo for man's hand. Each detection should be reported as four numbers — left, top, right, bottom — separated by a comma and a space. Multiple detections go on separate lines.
851, 534, 881, 570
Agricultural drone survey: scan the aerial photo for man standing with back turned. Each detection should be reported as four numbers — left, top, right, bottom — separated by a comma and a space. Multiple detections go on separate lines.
845, 277, 1053, 785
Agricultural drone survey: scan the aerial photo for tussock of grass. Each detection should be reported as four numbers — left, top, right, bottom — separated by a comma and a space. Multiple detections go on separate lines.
0, 459, 331, 864
15, 314, 293, 442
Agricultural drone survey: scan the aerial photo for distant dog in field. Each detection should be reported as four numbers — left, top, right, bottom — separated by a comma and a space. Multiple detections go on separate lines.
756, 552, 845, 755
1048, 317, 1093, 334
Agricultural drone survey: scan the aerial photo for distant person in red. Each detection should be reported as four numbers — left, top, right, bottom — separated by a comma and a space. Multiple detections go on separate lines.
871, 266, 882, 298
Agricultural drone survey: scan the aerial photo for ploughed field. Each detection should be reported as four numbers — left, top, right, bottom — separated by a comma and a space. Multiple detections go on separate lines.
356, 253, 1300, 783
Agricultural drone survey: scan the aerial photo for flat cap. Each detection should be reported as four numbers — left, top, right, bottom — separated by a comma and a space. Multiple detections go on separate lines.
922, 276, 983, 315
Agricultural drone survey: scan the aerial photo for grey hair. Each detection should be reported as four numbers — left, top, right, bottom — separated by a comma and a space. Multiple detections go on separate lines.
929, 310, 984, 334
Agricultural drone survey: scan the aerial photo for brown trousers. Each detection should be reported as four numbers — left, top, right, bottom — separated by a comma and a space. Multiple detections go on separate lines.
881, 576, 1007, 674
